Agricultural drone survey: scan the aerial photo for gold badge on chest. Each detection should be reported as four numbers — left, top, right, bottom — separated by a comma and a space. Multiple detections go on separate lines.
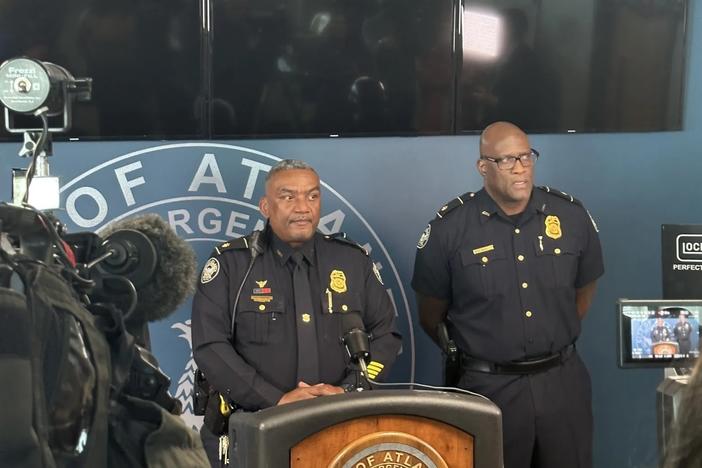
545, 215, 562, 239
330, 269, 348, 293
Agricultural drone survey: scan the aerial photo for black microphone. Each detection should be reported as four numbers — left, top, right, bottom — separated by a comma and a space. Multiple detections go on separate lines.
96, 229, 157, 288
247, 229, 264, 258
230, 229, 266, 337
99, 213, 198, 324
341, 312, 371, 378
77, 214, 199, 349
337, 308, 495, 403
337, 311, 494, 402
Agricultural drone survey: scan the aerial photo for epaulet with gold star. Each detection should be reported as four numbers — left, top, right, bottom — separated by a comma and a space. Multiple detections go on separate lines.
324, 232, 369, 256
435, 191, 476, 220
537, 186, 583, 207
213, 237, 249, 255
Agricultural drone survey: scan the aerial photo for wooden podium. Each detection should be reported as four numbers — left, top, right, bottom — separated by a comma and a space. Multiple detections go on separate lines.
652, 341, 679, 356
228, 390, 502, 468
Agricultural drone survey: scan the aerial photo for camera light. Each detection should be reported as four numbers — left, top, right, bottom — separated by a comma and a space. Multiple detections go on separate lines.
12, 173, 60, 210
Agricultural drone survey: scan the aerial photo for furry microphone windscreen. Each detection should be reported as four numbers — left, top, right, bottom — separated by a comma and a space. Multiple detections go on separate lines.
102, 213, 197, 323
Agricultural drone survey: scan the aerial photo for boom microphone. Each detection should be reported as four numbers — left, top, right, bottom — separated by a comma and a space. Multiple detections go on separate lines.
99, 213, 197, 324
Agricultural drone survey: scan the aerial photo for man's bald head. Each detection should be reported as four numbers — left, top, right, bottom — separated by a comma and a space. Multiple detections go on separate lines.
479, 121, 529, 157
476, 121, 534, 215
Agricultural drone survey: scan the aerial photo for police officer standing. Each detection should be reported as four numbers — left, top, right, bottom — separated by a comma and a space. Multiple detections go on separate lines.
412, 122, 604, 468
192, 159, 401, 466
673, 312, 692, 355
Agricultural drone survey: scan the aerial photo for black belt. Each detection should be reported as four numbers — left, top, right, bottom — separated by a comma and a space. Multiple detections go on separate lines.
461, 344, 576, 375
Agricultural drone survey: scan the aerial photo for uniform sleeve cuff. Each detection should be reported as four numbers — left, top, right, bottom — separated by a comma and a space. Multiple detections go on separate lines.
256, 385, 285, 408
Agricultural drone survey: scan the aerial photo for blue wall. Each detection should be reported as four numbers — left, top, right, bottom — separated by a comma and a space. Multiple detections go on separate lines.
1, 2, 700, 466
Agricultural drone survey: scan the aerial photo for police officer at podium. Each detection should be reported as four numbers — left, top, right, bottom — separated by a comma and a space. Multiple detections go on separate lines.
192, 159, 401, 466
651, 317, 672, 343
412, 122, 604, 468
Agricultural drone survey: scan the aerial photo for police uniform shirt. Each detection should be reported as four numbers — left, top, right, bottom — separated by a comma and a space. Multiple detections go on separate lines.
412, 187, 604, 363
674, 322, 692, 341
674, 321, 692, 354
651, 325, 671, 343
192, 230, 401, 411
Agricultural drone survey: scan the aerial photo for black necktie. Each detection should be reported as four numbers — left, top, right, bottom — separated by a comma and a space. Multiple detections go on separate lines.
291, 251, 320, 383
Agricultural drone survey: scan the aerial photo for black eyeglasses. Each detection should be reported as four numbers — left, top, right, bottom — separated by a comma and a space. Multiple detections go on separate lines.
480, 149, 540, 170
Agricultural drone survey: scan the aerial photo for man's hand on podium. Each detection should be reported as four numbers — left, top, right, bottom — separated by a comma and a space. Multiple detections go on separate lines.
277, 381, 344, 406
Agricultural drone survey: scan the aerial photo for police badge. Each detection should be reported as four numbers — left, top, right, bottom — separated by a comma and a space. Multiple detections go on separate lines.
545, 215, 562, 240
330, 270, 348, 293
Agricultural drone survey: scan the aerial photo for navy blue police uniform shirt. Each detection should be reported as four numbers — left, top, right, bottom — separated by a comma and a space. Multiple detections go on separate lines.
412, 187, 604, 363
192, 230, 401, 411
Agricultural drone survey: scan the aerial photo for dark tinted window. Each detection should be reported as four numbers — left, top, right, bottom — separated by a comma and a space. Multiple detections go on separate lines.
211, 0, 455, 137
458, 0, 687, 133
0, 0, 689, 139
0, 0, 201, 140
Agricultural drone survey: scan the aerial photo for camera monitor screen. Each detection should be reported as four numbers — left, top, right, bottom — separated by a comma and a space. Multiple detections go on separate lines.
618, 299, 701, 368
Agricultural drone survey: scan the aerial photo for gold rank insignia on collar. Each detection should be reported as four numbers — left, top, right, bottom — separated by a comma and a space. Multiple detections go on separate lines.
435, 191, 475, 219
214, 237, 250, 254
330, 269, 348, 293
545, 215, 562, 239
302, 313, 311, 323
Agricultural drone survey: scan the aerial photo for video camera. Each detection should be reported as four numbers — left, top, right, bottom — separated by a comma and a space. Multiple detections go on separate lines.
0, 58, 205, 467
0, 202, 201, 466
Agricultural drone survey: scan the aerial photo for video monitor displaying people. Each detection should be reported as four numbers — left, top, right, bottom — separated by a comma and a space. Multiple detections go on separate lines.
618, 300, 701, 368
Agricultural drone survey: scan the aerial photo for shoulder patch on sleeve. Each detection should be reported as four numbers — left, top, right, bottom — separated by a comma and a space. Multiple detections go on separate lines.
417, 224, 431, 249
435, 191, 475, 220
324, 232, 369, 256
537, 186, 583, 207
201, 257, 220, 283
372, 262, 384, 285
214, 237, 249, 255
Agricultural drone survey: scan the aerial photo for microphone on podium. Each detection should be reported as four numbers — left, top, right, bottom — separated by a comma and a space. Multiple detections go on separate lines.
341, 312, 372, 388
338, 311, 493, 402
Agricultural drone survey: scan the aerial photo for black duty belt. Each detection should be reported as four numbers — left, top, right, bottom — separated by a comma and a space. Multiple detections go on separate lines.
461, 344, 576, 375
